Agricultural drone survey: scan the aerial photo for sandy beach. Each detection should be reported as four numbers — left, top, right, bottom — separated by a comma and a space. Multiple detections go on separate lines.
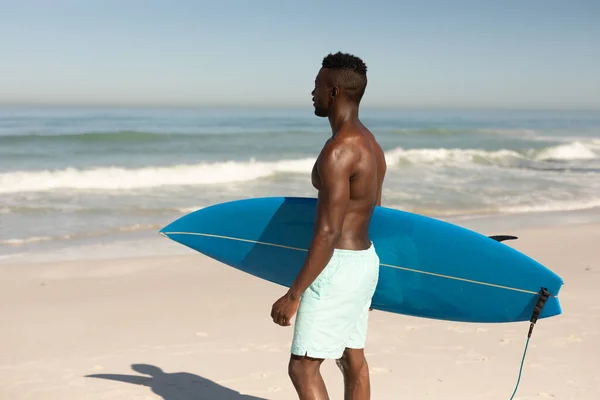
1, 220, 598, 400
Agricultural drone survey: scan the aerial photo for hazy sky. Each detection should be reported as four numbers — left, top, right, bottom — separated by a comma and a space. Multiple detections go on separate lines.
1, 0, 599, 109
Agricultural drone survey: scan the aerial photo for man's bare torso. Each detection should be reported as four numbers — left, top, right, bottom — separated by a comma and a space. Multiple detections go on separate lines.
311, 121, 386, 251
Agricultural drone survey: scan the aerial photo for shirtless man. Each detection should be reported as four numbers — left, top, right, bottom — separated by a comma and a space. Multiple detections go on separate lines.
270, 52, 387, 399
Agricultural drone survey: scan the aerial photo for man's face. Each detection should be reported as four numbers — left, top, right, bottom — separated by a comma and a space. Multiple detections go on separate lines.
311, 68, 331, 117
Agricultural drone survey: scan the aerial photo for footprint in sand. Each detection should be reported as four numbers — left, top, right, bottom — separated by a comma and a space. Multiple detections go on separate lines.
61, 369, 76, 379
455, 358, 489, 365
170, 350, 203, 356
425, 345, 464, 351
455, 349, 489, 364
549, 335, 582, 347
218, 347, 250, 354
446, 326, 470, 334
88, 354, 118, 361
537, 392, 556, 398
268, 386, 282, 392
173, 343, 197, 348
67, 376, 86, 387
13, 380, 43, 386
370, 367, 392, 374
253, 344, 281, 353
250, 372, 272, 379
528, 363, 549, 370
499, 338, 510, 345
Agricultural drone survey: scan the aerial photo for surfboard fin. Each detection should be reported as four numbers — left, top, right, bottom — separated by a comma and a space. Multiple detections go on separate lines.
489, 235, 518, 242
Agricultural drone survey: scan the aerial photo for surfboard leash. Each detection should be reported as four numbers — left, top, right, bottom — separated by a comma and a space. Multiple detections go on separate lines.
508, 287, 551, 400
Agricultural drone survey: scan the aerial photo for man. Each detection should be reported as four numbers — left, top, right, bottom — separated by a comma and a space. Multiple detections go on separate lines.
270, 52, 387, 400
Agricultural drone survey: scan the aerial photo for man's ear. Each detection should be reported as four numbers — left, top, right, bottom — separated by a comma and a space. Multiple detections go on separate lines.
330, 86, 339, 99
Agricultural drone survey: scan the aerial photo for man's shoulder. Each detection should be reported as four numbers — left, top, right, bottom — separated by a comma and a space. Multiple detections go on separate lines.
319, 135, 359, 165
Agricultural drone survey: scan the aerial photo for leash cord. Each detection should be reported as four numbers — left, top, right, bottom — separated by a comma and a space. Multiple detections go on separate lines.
509, 287, 550, 399
508, 336, 530, 400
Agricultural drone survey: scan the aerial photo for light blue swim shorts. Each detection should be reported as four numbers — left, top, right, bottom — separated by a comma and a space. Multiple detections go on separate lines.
290, 242, 380, 359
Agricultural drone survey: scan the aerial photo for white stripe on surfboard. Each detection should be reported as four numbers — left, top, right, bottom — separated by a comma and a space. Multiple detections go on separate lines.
161, 231, 542, 296
160, 231, 308, 252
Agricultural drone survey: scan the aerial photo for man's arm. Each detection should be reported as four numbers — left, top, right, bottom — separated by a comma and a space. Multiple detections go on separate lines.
287, 143, 354, 300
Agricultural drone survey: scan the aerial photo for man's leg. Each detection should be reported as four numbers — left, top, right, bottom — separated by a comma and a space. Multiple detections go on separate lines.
336, 348, 370, 400
335, 295, 374, 400
288, 354, 329, 400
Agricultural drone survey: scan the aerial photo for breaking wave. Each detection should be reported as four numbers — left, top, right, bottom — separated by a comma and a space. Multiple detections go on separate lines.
386, 141, 598, 167
1, 141, 597, 194
0, 158, 314, 193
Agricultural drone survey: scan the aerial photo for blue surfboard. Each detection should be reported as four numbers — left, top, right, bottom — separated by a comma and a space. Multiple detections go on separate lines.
159, 197, 563, 323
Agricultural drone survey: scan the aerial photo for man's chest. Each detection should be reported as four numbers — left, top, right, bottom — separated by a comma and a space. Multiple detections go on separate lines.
311, 158, 321, 190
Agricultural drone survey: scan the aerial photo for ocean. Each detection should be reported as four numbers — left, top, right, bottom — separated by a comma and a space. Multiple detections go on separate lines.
1, 106, 599, 263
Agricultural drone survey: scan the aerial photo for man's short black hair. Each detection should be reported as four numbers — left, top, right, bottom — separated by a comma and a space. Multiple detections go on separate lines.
321, 52, 368, 104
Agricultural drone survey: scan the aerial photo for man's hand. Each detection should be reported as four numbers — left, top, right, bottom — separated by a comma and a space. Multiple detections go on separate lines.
271, 292, 300, 326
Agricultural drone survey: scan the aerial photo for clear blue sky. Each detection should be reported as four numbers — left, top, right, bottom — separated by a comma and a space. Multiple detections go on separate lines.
1, 0, 599, 109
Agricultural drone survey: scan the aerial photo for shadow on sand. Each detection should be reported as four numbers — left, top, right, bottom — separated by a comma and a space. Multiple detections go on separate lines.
86, 364, 268, 400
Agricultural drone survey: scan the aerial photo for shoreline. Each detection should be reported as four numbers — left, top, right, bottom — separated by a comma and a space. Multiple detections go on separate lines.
2, 205, 599, 267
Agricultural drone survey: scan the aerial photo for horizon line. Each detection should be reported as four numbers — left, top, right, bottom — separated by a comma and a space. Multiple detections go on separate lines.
1, 101, 599, 113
